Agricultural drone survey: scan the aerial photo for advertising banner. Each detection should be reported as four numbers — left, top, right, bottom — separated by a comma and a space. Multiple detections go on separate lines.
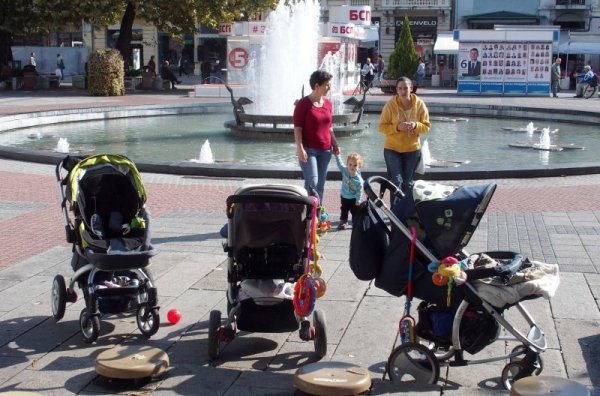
457, 41, 551, 96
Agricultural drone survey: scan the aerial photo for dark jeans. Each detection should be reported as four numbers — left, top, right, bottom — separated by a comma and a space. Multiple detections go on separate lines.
339, 197, 358, 222
384, 148, 421, 194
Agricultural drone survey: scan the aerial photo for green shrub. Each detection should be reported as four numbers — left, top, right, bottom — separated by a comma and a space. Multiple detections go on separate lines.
88, 49, 124, 96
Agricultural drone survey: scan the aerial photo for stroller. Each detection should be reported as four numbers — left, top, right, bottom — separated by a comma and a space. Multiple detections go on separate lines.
209, 184, 327, 360
51, 154, 159, 343
350, 176, 558, 390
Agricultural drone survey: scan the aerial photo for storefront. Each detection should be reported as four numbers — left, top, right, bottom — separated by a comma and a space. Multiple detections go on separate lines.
455, 29, 558, 96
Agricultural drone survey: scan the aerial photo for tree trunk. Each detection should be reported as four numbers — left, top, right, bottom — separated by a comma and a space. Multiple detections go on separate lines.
115, 1, 136, 69
0, 30, 13, 66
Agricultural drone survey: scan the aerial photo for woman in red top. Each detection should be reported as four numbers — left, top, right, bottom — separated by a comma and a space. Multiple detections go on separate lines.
293, 70, 340, 203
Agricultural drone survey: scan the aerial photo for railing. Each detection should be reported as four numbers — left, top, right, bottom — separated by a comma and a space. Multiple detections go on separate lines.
349, 0, 373, 6
381, 0, 451, 8
556, 0, 586, 5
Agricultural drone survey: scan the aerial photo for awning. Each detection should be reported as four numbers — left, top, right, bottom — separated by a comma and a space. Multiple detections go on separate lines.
557, 41, 600, 54
361, 26, 379, 43
433, 32, 458, 54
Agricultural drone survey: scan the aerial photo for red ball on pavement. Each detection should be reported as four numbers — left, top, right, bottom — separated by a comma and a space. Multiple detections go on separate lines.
167, 308, 182, 324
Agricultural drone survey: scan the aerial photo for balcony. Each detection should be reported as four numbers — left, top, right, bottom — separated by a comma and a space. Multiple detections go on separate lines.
554, 0, 590, 8
349, 0, 374, 6
380, 0, 452, 9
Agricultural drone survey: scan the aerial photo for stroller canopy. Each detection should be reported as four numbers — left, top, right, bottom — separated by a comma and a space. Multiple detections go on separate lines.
395, 180, 496, 258
67, 154, 146, 206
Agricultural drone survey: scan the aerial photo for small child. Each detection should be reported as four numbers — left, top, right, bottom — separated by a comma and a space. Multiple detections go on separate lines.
335, 152, 364, 230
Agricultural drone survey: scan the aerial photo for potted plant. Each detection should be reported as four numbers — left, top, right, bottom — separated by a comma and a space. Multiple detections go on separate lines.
380, 15, 420, 94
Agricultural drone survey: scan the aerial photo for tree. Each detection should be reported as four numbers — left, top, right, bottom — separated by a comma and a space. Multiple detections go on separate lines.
0, 0, 72, 65
0, 0, 278, 67
386, 15, 420, 80
74, 0, 279, 67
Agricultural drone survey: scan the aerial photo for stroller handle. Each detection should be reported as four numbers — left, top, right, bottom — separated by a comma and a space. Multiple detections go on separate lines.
466, 251, 524, 282
363, 176, 404, 206
225, 194, 316, 218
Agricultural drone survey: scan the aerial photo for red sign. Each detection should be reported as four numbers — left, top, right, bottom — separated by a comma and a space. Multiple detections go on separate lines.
228, 48, 249, 69
349, 9, 371, 22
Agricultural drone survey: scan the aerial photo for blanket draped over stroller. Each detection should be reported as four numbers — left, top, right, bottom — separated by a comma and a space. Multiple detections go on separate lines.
350, 180, 559, 307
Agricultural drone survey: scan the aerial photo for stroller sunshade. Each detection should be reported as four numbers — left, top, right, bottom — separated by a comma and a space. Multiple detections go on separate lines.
394, 181, 496, 258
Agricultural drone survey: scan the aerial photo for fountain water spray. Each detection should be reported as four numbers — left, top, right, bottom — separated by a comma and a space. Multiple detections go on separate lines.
421, 139, 433, 166
248, 0, 321, 115
526, 122, 535, 137
539, 127, 551, 150
56, 138, 70, 153
198, 140, 214, 163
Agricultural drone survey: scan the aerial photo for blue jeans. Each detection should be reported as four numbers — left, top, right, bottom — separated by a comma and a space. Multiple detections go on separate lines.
551, 79, 559, 97
384, 148, 421, 194
299, 147, 332, 204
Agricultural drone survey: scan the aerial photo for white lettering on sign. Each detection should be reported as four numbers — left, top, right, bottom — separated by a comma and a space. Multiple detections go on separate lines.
228, 48, 248, 69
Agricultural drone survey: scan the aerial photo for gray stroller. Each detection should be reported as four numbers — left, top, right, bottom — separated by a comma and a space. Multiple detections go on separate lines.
350, 176, 557, 390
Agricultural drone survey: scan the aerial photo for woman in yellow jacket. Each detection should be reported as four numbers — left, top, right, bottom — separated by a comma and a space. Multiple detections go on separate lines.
378, 77, 431, 194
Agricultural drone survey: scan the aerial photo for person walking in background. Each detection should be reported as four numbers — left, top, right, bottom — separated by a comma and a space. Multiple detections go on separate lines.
378, 77, 431, 194
416, 59, 426, 87
293, 70, 340, 204
376, 54, 385, 82
551, 57, 561, 98
56, 54, 65, 80
29, 52, 36, 67
178, 54, 188, 77
147, 55, 156, 77
335, 152, 364, 230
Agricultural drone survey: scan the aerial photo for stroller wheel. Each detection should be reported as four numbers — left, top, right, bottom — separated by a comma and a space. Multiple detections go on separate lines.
208, 310, 222, 361
137, 305, 160, 338
312, 309, 327, 358
387, 342, 440, 385
510, 345, 544, 376
52, 275, 67, 321
80, 308, 100, 344
501, 361, 524, 390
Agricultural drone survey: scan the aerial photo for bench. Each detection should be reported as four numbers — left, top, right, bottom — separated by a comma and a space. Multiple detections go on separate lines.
124, 76, 142, 92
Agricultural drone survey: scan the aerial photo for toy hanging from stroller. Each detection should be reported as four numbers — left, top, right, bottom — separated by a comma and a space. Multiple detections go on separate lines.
209, 184, 327, 360
51, 154, 159, 343
351, 176, 559, 390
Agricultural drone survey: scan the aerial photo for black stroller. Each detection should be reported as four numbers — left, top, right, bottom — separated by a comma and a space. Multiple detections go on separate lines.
350, 176, 555, 390
209, 184, 327, 360
51, 154, 159, 343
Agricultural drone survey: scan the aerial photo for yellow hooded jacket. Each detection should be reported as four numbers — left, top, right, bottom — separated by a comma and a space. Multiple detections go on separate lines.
378, 93, 431, 153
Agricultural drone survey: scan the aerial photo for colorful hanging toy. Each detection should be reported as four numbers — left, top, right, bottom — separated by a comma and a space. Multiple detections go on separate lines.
317, 206, 331, 234
428, 256, 469, 307
399, 226, 418, 344
293, 197, 327, 317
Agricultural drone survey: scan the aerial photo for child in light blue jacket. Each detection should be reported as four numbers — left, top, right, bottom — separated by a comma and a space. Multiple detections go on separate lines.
335, 152, 364, 230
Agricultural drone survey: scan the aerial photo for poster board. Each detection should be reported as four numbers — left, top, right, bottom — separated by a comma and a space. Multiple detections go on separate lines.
455, 29, 557, 96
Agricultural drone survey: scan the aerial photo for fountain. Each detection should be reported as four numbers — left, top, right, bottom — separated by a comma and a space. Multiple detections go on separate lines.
55, 138, 70, 153
190, 140, 215, 163
533, 127, 561, 151
224, 0, 367, 139
509, 123, 584, 151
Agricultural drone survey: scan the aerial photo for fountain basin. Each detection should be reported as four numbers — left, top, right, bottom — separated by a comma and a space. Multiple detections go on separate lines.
224, 112, 367, 139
